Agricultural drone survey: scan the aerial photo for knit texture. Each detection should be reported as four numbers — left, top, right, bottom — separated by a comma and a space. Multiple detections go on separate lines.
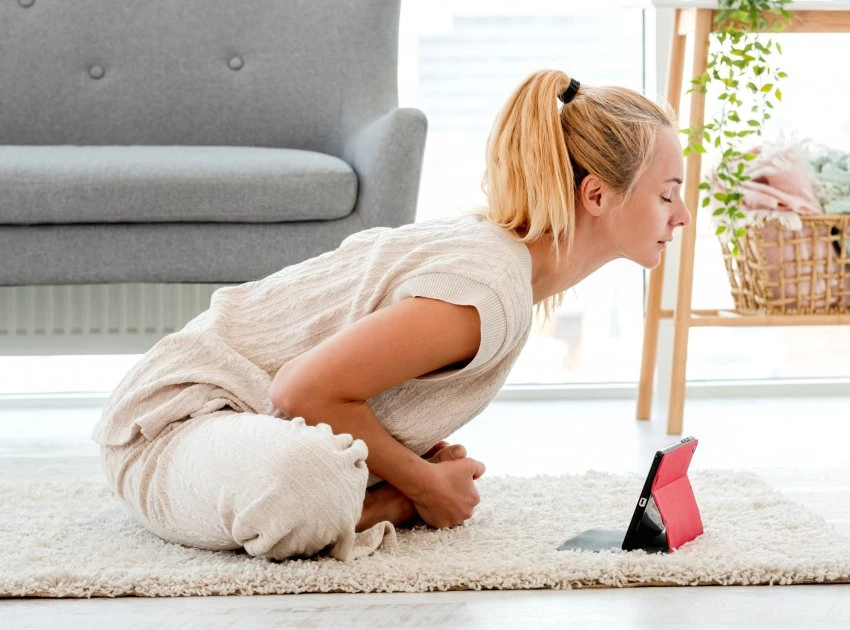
91, 213, 533, 484
99, 411, 398, 562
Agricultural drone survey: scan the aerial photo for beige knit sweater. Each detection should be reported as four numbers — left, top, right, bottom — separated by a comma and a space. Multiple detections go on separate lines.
91, 213, 533, 485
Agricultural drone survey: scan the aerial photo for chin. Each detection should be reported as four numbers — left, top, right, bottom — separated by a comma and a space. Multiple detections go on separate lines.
629, 252, 662, 269
644, 254, 663, 269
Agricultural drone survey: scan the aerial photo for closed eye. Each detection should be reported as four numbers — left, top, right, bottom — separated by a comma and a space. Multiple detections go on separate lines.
661, 196, 672, 203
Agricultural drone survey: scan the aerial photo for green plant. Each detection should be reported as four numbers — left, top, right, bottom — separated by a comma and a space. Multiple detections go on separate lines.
683, 0, 792, 256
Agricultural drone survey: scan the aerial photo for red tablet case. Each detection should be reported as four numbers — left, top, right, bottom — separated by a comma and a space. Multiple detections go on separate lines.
651, 438, 704, 550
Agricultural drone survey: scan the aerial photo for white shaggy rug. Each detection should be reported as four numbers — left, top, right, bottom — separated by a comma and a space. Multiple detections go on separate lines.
2, 469, 850, 597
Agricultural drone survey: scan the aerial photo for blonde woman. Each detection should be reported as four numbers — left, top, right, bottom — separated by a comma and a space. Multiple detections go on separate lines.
93, 69, 690, 562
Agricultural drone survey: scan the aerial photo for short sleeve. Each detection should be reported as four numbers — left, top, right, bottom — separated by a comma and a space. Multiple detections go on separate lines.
376, 272, 508, 382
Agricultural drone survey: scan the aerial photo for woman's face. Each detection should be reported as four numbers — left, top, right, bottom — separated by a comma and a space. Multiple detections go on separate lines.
601, 126, 691, 268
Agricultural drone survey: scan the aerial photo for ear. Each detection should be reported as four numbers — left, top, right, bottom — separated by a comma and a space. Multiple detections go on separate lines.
577, 174, 606, 217
577, 174, 620, 218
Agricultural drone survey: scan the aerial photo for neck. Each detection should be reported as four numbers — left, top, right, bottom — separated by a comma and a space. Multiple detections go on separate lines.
521, 218, 618, 306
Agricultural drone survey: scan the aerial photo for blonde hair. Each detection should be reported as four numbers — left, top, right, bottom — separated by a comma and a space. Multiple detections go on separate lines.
463, 69, 677, 324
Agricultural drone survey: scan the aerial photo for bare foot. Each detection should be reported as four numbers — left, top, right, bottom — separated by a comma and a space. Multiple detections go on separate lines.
355, 442, 467, 532
355, 482, 417, 532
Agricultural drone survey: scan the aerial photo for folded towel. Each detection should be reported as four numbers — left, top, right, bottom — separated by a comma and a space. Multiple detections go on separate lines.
709, 138, 823, 234
738, 143, 822, 216
810, 143, 850, 213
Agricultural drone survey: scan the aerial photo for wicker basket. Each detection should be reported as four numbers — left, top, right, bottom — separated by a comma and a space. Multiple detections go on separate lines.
720, 214, 850, 315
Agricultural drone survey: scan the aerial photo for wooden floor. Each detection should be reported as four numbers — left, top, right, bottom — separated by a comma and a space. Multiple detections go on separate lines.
1, 394, 849, 629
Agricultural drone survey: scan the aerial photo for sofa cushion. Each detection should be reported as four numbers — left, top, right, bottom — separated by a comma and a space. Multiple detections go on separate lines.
0, 145, 358, 224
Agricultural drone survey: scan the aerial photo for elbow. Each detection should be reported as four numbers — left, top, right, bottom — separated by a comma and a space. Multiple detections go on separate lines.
269, 380, 333, 420
270, 393, 305, 420
269, 382, 361, 421
268, 380, 306, 418
268, 360, 363, 419
268, 360, 315, 418
268, 359, 305, 416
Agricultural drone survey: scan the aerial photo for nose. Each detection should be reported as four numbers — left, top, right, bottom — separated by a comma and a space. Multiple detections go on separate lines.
674, 197, 691, 228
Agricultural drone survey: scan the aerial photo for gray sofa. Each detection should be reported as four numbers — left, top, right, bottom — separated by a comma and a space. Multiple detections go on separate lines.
0, 0, 427, 286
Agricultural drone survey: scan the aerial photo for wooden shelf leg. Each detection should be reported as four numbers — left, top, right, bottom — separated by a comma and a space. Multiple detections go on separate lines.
637, 258, 665, 420
637, 8, 688, 421
668, 8, 712, 436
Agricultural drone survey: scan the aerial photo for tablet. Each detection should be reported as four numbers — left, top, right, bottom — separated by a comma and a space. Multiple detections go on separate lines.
558, 436, 703, 553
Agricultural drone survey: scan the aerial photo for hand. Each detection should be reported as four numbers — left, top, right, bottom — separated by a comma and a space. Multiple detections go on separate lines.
411, 445, 486, 529
420, 442, 483, 479
421, 440, 451, 460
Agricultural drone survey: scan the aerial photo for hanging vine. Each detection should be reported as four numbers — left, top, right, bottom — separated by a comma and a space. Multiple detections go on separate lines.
683, 0, 792, 256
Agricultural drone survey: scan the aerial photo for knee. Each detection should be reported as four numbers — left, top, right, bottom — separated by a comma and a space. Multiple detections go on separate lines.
232, 417, 371, 560
259, 417, 369, 484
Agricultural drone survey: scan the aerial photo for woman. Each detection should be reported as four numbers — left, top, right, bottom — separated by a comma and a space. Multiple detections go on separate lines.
92, 69, 690, 562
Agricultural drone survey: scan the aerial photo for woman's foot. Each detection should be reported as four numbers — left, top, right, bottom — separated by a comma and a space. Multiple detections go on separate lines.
355, 442, 466, 532
355, 482, 417, 532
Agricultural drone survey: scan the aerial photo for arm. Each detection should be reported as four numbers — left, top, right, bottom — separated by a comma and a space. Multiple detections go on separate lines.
268, 296, 481, 504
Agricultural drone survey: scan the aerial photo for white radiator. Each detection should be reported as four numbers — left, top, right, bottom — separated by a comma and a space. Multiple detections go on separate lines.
0, 283, 232, 355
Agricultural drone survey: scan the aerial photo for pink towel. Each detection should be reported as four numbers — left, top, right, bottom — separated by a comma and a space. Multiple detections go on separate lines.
713, 143, 823, 216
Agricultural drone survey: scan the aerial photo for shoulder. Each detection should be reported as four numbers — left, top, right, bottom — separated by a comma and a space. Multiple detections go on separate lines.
382, 214, 526, 277
371, 216, 533, 366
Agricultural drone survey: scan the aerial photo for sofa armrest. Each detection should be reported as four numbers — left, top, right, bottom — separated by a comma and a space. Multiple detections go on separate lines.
341, 107, 428, 229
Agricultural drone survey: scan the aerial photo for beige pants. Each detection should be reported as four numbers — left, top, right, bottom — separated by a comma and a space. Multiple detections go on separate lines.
99, 411, 395, 561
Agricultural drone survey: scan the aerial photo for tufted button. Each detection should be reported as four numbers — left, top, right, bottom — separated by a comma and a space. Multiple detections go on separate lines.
89, 65, 105, 79
18, 0, 35, 7
228, 56, 244, 71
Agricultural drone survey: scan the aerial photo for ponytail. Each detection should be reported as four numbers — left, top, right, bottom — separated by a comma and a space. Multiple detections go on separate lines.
479, 70, 576, 268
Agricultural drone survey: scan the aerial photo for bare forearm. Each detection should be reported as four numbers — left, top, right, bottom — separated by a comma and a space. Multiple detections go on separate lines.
280, 398, 430, 500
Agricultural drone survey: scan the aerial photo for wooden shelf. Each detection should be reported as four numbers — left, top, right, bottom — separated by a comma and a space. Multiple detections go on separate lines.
637, 6, 850, 435
657, 309, 850, 326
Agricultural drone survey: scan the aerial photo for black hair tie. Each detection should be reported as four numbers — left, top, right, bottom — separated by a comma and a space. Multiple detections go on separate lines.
558, 78, 580, 104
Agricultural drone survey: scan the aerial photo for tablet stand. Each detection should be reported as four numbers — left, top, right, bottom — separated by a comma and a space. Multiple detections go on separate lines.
559, 440, 703, 553
646, 443, 704, 551
622, 501, 669, 552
